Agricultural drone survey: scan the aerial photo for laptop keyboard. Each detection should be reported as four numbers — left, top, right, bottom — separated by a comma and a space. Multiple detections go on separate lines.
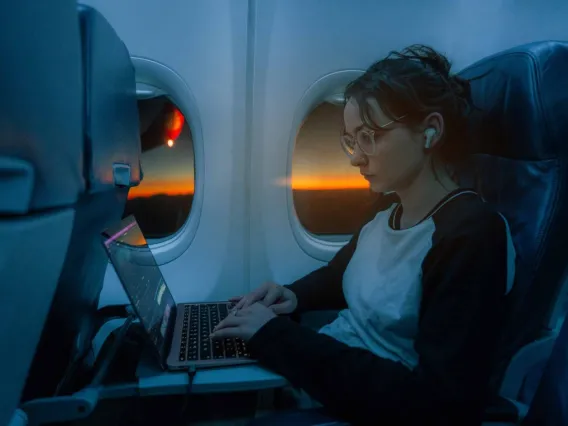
179, 303, 250, 362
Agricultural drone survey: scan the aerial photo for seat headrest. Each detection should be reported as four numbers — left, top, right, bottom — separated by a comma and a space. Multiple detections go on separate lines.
0, 1, 83, 214
459, 41, 568, 278
459, 41, 568, 382
462, 41, 568, 160
78, 4, 141, 193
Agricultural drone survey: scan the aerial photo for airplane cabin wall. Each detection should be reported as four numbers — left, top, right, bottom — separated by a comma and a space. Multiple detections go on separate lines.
83, 0, 251, 306
81, 0, 568, 306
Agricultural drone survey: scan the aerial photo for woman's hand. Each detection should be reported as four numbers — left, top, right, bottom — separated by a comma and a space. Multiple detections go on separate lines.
210, 303, 276, 341
229, 281, 298, 315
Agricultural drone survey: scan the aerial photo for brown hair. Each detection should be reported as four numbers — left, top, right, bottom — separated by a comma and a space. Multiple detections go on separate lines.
344, 44, 478, 166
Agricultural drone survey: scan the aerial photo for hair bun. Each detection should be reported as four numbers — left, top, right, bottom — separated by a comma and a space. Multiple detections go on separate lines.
398, 44, 452, 77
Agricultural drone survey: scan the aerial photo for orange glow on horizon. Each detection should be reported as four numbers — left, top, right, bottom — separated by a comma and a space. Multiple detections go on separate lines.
128, 175, 368, 199
289, 175, 369, 190
128, 180, 195, 199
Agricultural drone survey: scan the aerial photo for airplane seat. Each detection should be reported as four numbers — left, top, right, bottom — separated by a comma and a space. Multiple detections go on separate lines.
457, 41, 568, 418
482, 314, 568, 426
0, 0, 83, 424
21, 4, 142, 402
7, 409, 28, 426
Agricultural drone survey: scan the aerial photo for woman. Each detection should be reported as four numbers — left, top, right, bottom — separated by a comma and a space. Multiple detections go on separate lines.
210, 45, 515, 426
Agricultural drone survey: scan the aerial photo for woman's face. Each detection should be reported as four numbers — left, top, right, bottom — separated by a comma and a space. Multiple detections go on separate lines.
342, 98, 428, 194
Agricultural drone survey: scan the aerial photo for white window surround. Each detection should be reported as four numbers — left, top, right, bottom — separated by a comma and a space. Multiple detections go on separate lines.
132, 56, 204, 265
286, 69, 365, 262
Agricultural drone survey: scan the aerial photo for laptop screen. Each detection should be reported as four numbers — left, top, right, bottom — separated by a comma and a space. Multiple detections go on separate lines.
101, 215, 177, 363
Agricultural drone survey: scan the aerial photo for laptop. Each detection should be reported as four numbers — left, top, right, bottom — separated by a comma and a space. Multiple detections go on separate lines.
101, 215, 255, 371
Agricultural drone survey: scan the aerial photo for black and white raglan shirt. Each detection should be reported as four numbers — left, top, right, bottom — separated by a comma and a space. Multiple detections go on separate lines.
247, 189, 516, 426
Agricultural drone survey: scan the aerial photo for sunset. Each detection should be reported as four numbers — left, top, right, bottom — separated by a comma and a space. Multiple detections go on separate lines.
128, 175, 368, 199
129, 102, 364, 199
128, 180, 195, 199
128, 99, 373, 237
278, 175, 368, 191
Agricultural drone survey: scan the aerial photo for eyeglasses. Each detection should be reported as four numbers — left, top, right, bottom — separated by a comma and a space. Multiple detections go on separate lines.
340, 115, 407, 158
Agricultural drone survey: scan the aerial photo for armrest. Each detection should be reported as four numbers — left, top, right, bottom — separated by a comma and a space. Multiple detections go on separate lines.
8, 410, 27, 426
483, 396, 521, 422
498, 333, 556, 400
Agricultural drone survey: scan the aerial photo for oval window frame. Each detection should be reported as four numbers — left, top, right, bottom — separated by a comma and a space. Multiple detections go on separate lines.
131, 56, 205, 265
286, 69, 365, 262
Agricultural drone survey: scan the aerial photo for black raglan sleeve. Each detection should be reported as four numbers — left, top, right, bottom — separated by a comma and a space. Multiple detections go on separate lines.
247, 209, 511, 425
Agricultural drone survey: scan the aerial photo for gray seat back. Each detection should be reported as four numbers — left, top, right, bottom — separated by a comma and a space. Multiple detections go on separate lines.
21, 4, 142, 401
0, 0, 83, 423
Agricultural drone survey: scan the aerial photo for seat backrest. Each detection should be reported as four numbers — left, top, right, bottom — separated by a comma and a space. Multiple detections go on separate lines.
21, 4, 142, 401
0, 0, 83, 423
458, 41, 568, 391
522, 314, 568, 426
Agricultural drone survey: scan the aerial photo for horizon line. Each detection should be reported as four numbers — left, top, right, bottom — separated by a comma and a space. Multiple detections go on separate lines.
128, 186, 371, 200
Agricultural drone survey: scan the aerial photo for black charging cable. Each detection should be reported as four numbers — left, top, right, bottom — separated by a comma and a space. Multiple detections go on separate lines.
176, 365, 197, 425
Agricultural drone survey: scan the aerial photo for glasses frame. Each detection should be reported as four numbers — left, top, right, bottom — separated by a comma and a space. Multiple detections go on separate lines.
340, 114, 407, 158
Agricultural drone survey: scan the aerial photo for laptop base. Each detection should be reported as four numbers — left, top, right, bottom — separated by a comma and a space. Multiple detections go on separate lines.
166, 302, 257, 371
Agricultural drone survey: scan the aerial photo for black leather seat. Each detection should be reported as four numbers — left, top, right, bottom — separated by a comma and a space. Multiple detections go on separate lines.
0, 0, 83, 424
458, 41, 568, 419
21, 4, 142, 401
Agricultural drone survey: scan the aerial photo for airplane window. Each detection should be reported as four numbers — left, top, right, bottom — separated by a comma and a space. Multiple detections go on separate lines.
292, 102, 377, 236
123, 96, 194, 239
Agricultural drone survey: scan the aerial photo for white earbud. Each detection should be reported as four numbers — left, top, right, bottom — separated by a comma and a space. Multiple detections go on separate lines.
424, 128, 436, 149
